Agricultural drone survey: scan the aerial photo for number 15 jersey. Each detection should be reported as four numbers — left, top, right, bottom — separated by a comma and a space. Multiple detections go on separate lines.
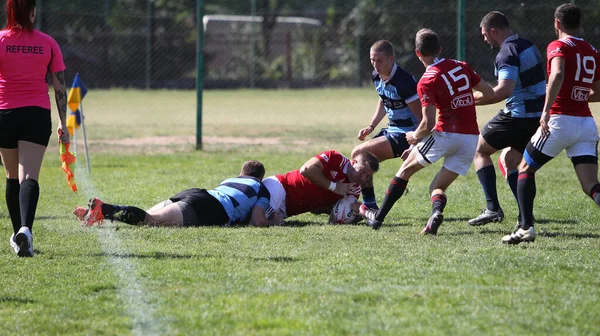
417, 58, 482, 135
547, 36, 600, 117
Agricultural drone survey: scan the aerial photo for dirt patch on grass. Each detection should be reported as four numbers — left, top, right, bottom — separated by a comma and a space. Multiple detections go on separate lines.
56, 135, 312, 154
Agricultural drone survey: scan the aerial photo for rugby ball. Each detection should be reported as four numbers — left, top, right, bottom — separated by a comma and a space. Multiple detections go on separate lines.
330, 195, 359, 224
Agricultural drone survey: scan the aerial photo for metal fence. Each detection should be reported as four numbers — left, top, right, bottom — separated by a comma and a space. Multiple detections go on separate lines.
2, 0, 599, 89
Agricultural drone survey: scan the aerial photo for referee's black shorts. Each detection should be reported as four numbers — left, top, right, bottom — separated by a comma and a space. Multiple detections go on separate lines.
0, 106, 52, 148
481, 111, 540, 153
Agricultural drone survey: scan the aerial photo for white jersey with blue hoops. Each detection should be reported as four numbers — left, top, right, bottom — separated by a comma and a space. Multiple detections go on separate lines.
372, 63, 419, 133
495, 34, 546, 118
208, 176, 270, 224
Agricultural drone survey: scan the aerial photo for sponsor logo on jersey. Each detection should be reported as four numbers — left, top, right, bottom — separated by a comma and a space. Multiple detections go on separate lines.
320, 153, 329, 162
572, 86, 591, 101
330, 171, 338, 179
549, 47, 562, 56
381, 96, 408, 109
451, 93, 474, 109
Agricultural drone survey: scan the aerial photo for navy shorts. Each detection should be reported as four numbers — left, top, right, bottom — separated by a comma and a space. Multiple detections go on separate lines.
0, 106, 52, 148
481, 111, 540, 153
169, 188, 230, 226
374, 128, 411, 158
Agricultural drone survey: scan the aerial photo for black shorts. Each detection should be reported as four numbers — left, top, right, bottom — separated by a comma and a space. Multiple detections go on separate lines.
481, 111, 540, 153
169, 188, 229, 226
0, 106, 52, 148
374, 128, 410, 158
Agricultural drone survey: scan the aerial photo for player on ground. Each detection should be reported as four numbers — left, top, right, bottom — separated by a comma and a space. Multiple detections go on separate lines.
360, 28, 494, 233
502, 4, 600, 244
262, 150, 379, 222
468, 11, 546, 227
74, 160, 283, 228
352, 40, 421, 210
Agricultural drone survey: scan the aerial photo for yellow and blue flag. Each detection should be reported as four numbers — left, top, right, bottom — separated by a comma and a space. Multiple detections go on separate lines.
66, 73, 87, 136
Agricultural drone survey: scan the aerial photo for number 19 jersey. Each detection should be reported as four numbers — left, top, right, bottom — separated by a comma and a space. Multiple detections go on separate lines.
417, 58, 482, 135
547, 36, 600, 117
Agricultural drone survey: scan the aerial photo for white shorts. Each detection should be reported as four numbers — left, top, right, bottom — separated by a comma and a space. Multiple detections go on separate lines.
528, 114, 599, 160
262, 176, 288, 217
415, 131, 478, 176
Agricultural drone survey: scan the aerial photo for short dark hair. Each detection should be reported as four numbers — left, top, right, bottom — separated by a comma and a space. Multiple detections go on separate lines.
241, 160, 265, 179
415, 28, 440, 57
555, 3, 581, 30
355, 152, 379, 173
371, 40, 394, 57
480, 11, 510, 30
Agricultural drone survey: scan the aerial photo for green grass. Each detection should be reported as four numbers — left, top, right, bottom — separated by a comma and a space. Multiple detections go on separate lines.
2, 89, 600, 335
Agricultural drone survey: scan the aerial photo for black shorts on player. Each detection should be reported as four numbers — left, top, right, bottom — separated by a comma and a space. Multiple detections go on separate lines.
481, 111, 540, 153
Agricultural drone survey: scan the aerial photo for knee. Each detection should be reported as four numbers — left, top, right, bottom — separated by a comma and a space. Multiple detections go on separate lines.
351, 146, 363, 159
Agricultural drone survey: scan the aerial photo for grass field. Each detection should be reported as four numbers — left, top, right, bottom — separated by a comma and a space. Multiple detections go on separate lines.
1, 89, 600, 335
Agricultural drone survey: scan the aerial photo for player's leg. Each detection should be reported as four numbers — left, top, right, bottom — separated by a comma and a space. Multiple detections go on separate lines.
567, 116, 600, 207
469, 113, 514, 225
146, 199, 173, 214
361, 149, 424, 229
352, 130, 407, 209
420, 167, 459, 235
502, 117, 568, 244
143, 202, 184, 227
361, 132, 438, 229
422, 133, 476, 235
84, 197, 151, 226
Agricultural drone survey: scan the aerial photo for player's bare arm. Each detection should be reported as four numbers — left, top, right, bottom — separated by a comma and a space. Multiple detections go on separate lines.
51, 70, 69, 143
588, 80, 600, 102
250, 205, 284, 227
357, 100, 386, 141
409, 105, 436, 142
541, 57, 566, 133
474, 79, 516, 105
472, 79, 495, 105
300, 157, 353, 195
407, 99, 423, 123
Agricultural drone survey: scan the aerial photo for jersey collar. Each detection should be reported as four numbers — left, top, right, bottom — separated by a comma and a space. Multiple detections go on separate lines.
565, 35, 584, 41
384, 63, 398, 84
501, 34, 519, 47
427, 57, 445, 69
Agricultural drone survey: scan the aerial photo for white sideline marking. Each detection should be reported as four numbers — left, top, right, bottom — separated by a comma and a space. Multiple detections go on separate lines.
75, 165, 163, 335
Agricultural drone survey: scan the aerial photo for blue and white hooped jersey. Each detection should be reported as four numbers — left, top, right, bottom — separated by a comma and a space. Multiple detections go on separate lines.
372, 63, 419, 133
495, 34, 546, 118
208, 176, 270, 224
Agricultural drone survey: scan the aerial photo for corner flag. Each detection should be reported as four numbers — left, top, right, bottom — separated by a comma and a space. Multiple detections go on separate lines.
66, 73, 87, 136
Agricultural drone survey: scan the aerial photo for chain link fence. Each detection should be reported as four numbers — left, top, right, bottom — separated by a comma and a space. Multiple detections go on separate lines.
2, 0, 600, 88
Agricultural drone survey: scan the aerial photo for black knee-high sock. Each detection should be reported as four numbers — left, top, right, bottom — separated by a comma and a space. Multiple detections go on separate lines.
6, 178, 21, 235
476, 165, 500, 211
102, 204, 148, 225
589, 183, 600, 207
19, 179, 39, 232
376, 177, 408, 221
431, 193, 447, 214
361, 187, 377, 209
517, 172, 536, 229
507, 169, 519, 218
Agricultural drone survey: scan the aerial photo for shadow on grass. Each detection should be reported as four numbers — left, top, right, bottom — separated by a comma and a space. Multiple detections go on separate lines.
90, 252, 203, 259
535, 219, 577, 225
540, 231, 600, 239
0, 296, 36, 304
252, 256, 298, 263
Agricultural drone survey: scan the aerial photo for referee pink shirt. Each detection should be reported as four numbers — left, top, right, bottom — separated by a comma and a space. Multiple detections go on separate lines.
0, 29, 66, 110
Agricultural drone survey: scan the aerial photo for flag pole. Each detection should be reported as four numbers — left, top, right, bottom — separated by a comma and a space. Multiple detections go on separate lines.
79, 103, 91, 174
